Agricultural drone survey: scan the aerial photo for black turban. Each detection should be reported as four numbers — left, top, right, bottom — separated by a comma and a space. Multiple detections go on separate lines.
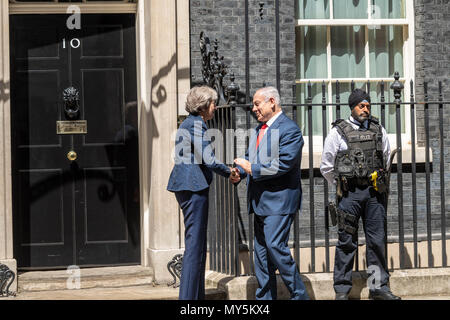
348, 89, 371, 110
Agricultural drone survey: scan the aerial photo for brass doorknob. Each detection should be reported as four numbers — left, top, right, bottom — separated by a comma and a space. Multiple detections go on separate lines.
67, 151, 77, 161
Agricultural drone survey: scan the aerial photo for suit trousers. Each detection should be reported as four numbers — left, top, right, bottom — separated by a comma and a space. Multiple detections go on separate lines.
254, 214, 309, 300
334, 186, 390, 294
175, 188, 209, 300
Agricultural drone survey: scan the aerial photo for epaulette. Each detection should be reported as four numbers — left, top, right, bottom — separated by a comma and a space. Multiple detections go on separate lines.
331, 119, 345, 127
369, 116, 379, 125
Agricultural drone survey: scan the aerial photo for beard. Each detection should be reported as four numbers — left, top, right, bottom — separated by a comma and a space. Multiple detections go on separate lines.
355, 113, 369, 123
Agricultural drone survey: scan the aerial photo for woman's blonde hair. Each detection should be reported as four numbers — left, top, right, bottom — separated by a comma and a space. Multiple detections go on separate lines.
185, 86, 218, 115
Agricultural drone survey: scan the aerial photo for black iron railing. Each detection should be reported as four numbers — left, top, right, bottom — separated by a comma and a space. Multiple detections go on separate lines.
206, 74, 449, 277
0, 264, 15, 297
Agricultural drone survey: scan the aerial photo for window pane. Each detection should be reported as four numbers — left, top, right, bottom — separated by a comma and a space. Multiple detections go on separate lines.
331, 26, 365, 78
296, 83, 329, 136
369, 25, 404, 78
333, 0, 367, 19
296, 26, 327, 79
369, 81, 405, 134
372, 0, 405, 19
296, 0, 330, 19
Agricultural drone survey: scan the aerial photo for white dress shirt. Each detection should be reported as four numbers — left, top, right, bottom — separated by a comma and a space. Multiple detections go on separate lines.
254, 110, 283, 145
320, 116, 391, 185
265, 110, 283, 128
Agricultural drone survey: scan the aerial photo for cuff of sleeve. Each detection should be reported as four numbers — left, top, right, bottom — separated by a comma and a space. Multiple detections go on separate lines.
236, 165, 246, 179
251, 164, 260, 179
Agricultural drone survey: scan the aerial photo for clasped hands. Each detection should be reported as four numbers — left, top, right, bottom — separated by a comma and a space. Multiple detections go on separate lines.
228, 158, 252, 184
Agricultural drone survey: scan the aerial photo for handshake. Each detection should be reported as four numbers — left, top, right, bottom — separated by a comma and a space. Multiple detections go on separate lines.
228, 158, 252, 184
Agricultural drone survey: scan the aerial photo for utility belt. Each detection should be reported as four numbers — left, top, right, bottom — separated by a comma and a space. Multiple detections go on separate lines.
337, 170, 387, 194
346, 177, 370, 188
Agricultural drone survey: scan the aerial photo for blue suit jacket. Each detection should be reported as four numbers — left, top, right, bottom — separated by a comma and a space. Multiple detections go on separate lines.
237, 113, 304, 216
167, 114, 231, 192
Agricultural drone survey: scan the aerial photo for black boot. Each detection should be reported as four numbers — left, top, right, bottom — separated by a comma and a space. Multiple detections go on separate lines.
369, 290, 401, 300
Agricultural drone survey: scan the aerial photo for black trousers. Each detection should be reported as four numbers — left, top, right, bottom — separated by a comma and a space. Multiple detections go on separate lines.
333, 186, 390, 294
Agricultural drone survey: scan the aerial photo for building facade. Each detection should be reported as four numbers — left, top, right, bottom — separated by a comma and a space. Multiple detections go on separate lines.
190, 0, 449, 272
0, 0, 448, 295
0, 0, 192, 292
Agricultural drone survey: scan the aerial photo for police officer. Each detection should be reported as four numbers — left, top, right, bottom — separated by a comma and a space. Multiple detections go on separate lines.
320, 89, 401, 300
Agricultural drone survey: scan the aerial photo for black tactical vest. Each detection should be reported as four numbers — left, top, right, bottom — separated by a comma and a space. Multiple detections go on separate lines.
333, 117, 384, 179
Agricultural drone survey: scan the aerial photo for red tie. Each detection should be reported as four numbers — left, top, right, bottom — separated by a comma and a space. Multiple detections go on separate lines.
256, 124, 268, 150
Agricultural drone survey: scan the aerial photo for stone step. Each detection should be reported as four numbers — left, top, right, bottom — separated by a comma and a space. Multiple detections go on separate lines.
206, 268, 450, 300
205, 288, 227, 300
18, 266, 155, 292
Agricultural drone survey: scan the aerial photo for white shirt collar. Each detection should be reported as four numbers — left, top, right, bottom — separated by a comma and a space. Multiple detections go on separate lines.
349, 116, 368, 129
265, 111, 283, 127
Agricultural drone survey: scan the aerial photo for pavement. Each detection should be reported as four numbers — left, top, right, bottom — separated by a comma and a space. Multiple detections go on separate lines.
2, 286, 449, 300
3, 285, 221, 300
2, 266, 448, 301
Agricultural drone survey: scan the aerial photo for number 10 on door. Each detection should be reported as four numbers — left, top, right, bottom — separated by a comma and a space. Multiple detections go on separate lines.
63, 38, 81, 49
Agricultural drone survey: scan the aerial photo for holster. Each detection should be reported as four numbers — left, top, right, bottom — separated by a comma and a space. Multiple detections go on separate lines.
328, 201, 358, 235
330, 178, 344, 228
331, 177, 358, 235
329, 202, 337, 227
337, 208, 358, 235
374, 171, 388, 194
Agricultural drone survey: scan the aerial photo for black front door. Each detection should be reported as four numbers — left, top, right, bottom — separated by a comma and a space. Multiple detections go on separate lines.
10, 14, 140, 269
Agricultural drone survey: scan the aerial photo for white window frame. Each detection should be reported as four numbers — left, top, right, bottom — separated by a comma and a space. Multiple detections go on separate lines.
295, 0, 416, 157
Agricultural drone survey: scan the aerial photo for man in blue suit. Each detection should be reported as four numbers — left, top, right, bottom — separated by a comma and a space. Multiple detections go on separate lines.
234, 86, 309, 300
